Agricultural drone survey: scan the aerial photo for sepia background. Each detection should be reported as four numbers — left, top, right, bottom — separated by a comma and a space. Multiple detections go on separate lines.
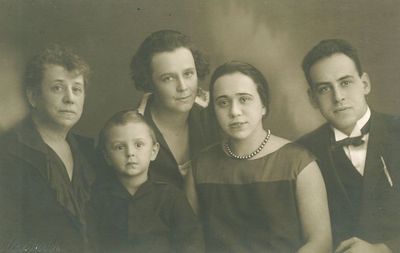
1, 0, 399, 140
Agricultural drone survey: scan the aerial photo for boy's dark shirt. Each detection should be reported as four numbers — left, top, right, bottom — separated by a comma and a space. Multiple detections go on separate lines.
88, 176, 204, 253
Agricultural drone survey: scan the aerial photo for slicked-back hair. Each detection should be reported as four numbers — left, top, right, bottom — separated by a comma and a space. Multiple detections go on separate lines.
130, 29, 209, 92
302, 39, 363, 88
209, 61, 270, 118
24, 44, 90, 93
98, 109, 157, 153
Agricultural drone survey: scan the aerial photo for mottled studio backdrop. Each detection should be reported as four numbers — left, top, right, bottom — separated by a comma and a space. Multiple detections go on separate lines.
1, 0, 399, 139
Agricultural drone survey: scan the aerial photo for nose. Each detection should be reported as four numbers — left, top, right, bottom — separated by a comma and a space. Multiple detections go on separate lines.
332, 86, 345, 103
176, 76, 188, 92
63, 87, 75, 104
229, 101, 242, 118
126, 145, 135, 157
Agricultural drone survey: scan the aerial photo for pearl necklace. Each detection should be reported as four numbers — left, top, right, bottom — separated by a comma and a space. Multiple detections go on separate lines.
224, 129, 271, 160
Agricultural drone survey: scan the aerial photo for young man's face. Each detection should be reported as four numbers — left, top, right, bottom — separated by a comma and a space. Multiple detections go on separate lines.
28, 64, 85, 131
150, 47, 198, 113
104, 122, 159, 179
308, 53, 371, 135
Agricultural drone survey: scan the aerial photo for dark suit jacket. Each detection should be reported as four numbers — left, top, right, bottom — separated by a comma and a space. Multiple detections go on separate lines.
298, 112, 400, 252
0, 119, 96, 253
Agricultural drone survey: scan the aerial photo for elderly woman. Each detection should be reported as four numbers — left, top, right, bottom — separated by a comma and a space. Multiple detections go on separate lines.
0, 45, 95, 253
130, 30, 217, 210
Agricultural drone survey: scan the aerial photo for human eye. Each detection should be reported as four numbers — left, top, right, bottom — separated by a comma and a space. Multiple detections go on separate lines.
216, 98, 229, 108
113, 144, 125, 151
183, 70, 195, 79
239, 95, 252, 103
341, 79, 352, 87
135, 141, 145, 149
161, 75, 175, 82
51, 84, 64, 93
72, 85, 84, 95
316, 85, 331, 94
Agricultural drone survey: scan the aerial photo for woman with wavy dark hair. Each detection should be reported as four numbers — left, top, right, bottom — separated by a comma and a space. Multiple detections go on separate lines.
130, 30, 217, 211
194, 61, 332, 252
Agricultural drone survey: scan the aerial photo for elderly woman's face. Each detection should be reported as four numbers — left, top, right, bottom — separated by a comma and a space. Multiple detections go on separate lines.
28, 64, 85, 130
150, 47, 198, 113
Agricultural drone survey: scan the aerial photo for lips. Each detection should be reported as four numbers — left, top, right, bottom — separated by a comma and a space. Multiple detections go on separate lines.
229, 122, 247, 129
126, 162, 138, 167
175, 94, 192, 101
334, 106, 351, 113
59, 110, 76, 114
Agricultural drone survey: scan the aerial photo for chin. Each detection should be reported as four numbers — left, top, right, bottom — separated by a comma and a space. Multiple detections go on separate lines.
227, 131, 249, 141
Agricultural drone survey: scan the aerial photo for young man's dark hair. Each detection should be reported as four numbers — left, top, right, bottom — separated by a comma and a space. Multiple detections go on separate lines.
301, 39, 362, 87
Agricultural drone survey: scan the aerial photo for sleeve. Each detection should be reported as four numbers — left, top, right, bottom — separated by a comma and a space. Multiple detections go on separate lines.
385, 238, 400, 253
287, 143, 316, 178
0, 154, 24, 251
167, 186, 204, 253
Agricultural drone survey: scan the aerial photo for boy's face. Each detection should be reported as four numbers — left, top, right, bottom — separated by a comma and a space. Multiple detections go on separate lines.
104, 122, 159, 179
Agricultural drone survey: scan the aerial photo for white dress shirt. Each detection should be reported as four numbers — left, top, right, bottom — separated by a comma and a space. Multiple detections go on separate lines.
332, 108, 371, 175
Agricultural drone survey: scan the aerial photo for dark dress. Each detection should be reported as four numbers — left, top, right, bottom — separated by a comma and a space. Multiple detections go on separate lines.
139, 94, 219, 189
194, 142, 315, 253
0, 118, 96, 253
88, 178, 204, 253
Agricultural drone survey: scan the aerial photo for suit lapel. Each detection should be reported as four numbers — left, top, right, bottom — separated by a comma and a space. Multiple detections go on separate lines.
319, 124, 354, 208
362, 113, 388, 206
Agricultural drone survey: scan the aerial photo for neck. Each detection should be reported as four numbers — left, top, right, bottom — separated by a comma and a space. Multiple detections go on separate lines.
230, 127, 267, 156
119, 174, 148, 196
150, 102, 190, 130
32, 115, 69, 143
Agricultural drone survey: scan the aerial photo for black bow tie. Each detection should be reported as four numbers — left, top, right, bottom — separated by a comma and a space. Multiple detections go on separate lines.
331, 119, 370, 150
333, 135, 365, 149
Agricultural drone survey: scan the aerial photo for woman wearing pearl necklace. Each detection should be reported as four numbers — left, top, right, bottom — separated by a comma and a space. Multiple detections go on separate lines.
194, 61, 332, 253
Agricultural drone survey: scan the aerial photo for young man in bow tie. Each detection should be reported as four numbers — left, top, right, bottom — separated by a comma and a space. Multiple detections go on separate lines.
298, 39, 400, 253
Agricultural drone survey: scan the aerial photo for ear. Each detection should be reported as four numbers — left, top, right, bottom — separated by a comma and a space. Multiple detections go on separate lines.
26, 88, 37, 108
307, 88, 319, 109
150, 142, 160, 161
360, 72, 371, 95
261, 105, 267, 116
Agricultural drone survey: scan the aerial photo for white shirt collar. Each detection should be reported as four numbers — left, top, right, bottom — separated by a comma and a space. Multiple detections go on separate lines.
333, 107, 371, 141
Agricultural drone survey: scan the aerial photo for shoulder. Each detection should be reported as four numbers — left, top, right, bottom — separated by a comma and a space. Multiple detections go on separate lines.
372, 111, 400, 132
273, 142, 315, 163
150, 180, 188, 205
297, 123, 330, 148
196, 143, 223, 164
268, 142, 316, 178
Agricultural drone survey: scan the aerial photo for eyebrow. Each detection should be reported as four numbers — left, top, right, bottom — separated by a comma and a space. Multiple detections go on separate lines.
313, 75, 354, 87
337, 75, 354, 81
215, 92, 253, 100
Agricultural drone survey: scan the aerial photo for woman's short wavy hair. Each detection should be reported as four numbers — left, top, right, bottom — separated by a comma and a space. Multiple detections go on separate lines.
130, 30, 209, 92
24, 44, 90, 93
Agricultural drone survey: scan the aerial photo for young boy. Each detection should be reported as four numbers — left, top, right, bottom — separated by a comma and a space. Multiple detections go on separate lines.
88, 110, 204, 253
